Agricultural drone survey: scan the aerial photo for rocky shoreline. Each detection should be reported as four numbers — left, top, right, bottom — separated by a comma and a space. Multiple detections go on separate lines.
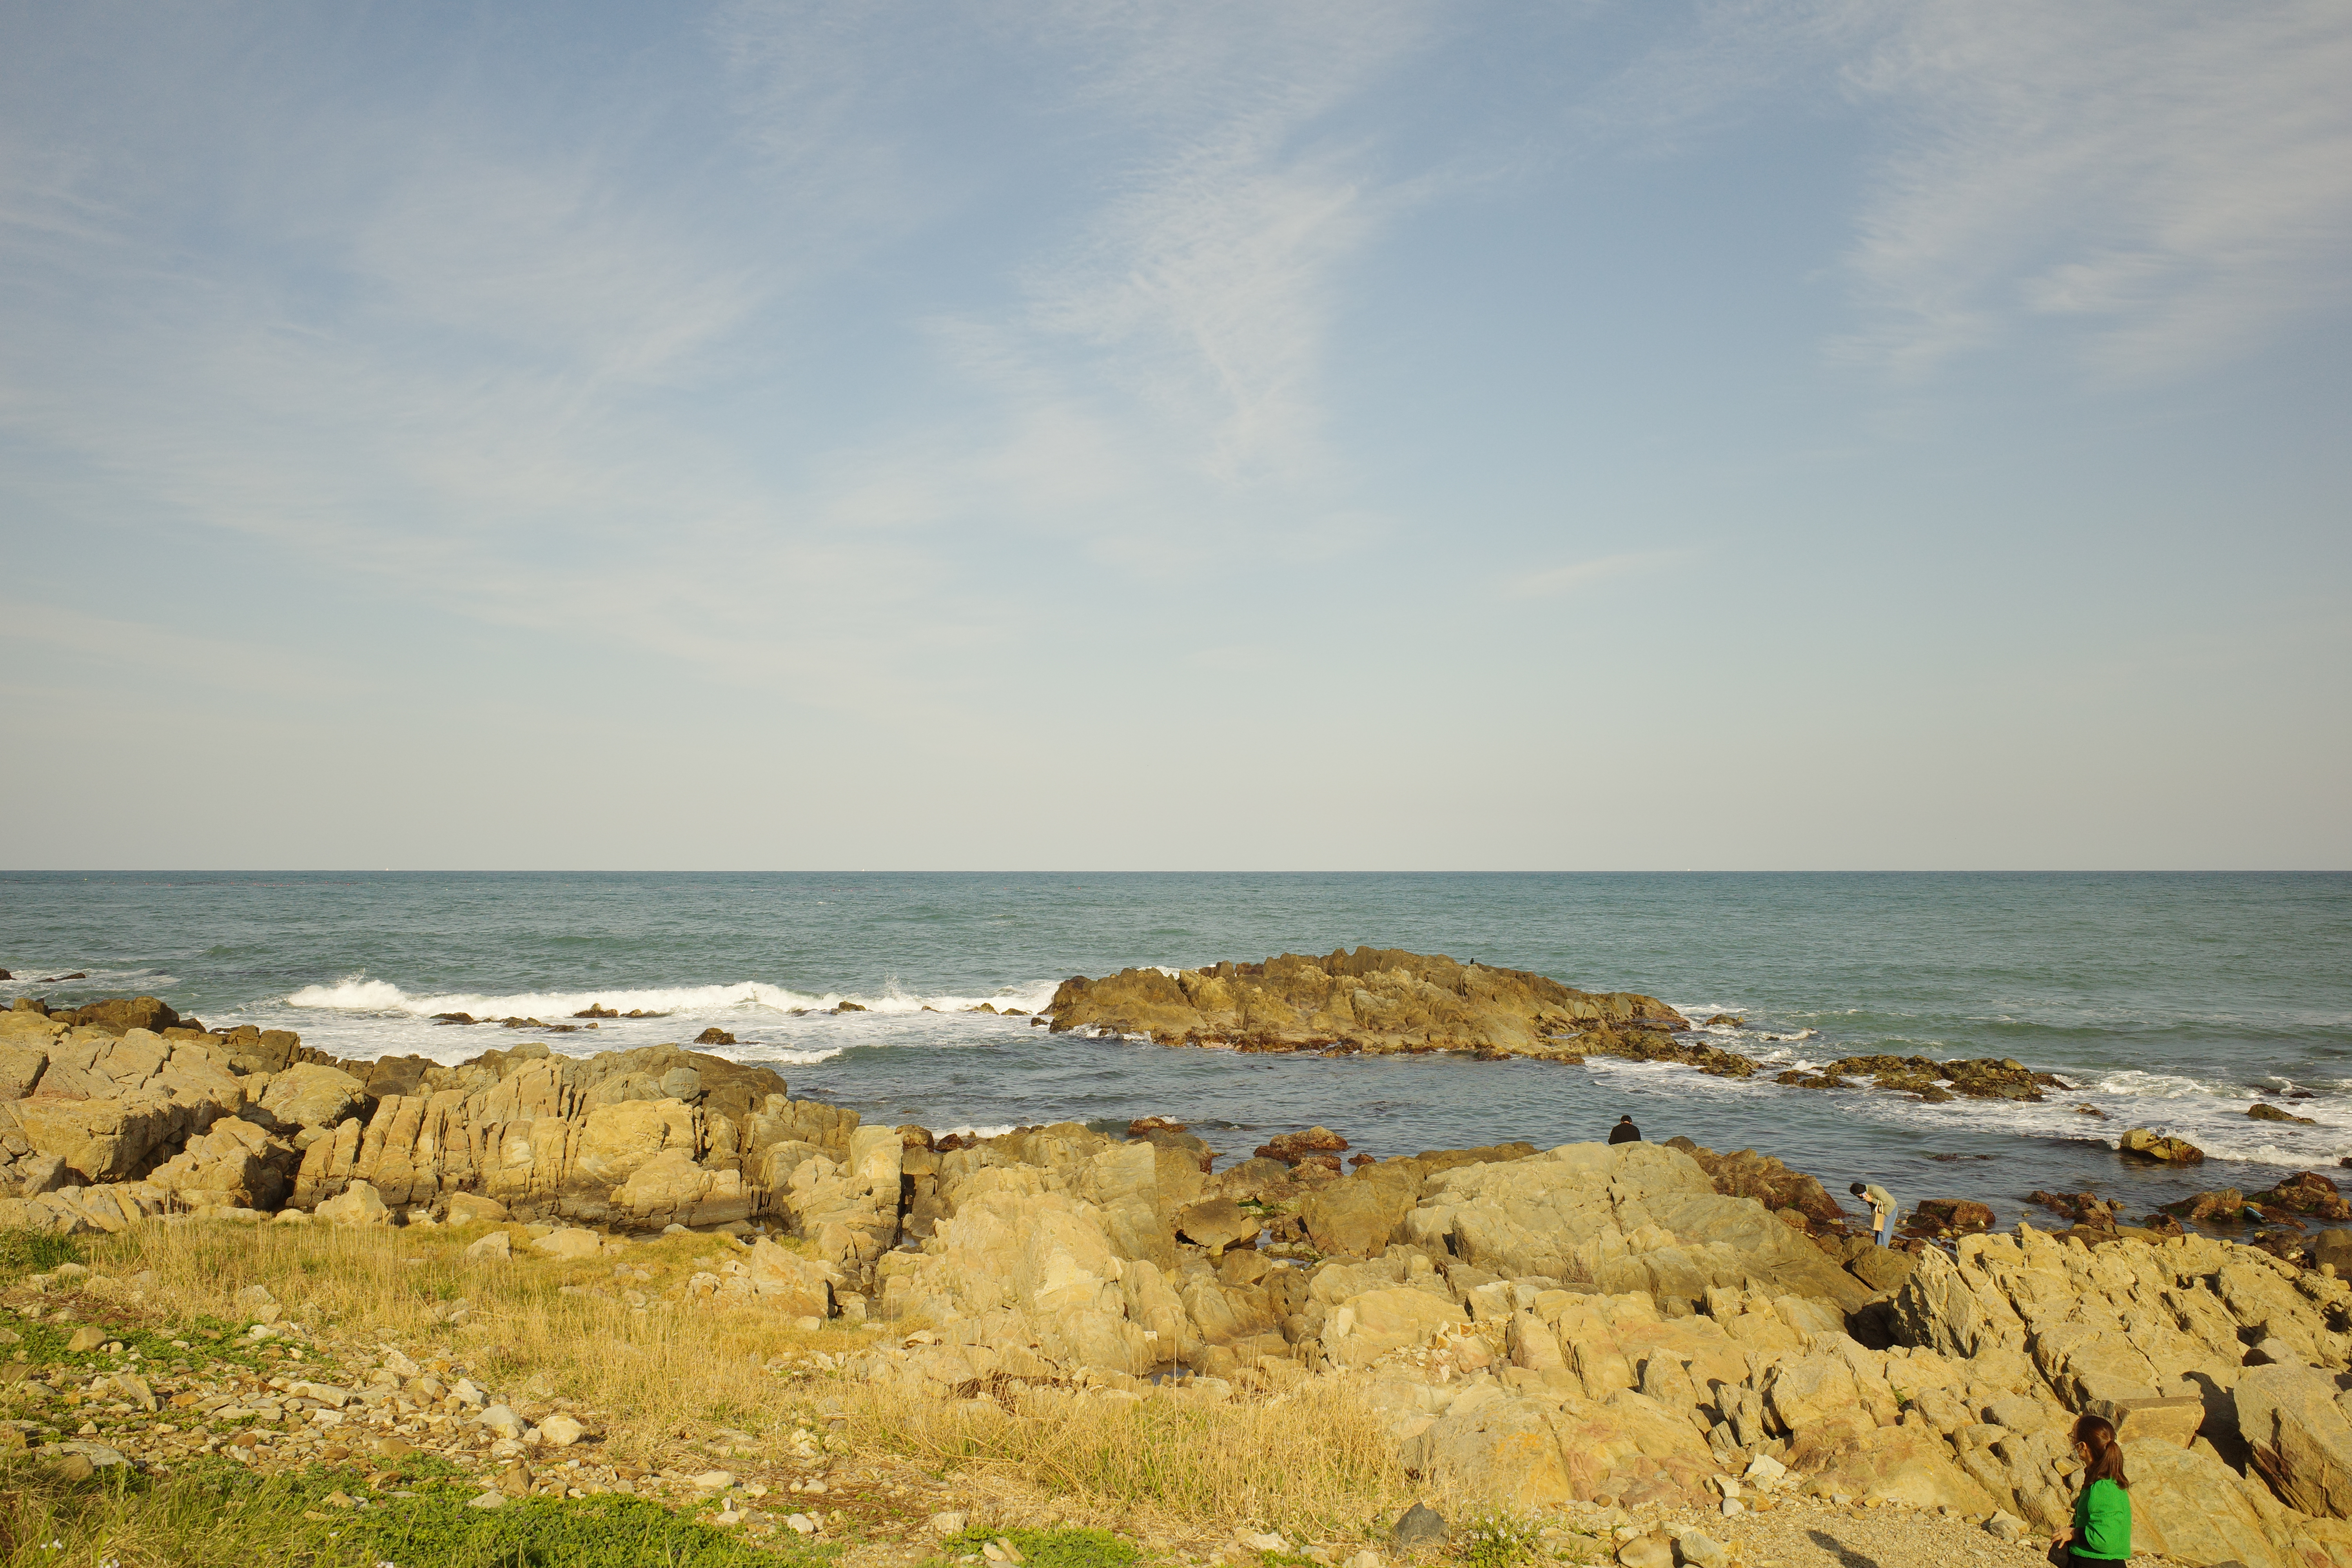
7, 988, 2352, 1566
1043, 949, 2065, 1105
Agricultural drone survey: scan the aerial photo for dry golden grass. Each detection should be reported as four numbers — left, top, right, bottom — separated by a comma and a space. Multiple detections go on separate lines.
72, 1219, 1423, 1537
845, 1375, 1417, 1537
83, 1218, 871, 1464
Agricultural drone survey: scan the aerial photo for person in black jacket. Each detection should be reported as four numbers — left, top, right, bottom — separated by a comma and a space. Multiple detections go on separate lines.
1608, 1115, 1641, 1144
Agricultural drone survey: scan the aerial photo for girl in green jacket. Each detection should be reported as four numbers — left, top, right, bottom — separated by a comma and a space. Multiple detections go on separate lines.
2052, 1413, 2131, 1564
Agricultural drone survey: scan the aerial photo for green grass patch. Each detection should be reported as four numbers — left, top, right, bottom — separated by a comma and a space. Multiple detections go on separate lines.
0, 1457, 840, 1568
0, 1232, 83, 1280
1452, 1512, 1543, 1568
0, 1312, 265, 1374
937, 1527, 1141, 1568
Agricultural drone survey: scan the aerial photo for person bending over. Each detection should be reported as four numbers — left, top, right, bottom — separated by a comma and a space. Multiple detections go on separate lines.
1850, 1181, 1898, 1246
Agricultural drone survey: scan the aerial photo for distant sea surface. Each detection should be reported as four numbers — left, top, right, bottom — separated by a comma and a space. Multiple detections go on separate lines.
3, 871, 2346, 1227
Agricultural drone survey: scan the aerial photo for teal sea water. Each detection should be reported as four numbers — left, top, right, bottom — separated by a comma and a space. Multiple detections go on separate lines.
2, 871, 2347, 1227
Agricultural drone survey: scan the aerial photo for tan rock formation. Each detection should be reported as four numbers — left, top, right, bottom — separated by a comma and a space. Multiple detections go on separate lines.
1045, 947, 1684, 1056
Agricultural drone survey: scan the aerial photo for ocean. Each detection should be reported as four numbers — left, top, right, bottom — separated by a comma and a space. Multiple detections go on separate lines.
2, 871, 2346, 1228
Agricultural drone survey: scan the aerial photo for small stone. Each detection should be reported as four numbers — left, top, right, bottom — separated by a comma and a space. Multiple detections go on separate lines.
1240, 1533, 1286, 1553
374, 1436, 413, 1459
465, 1232, 512, 1263
1984, 1511, 2025, 1543
933, 1512, 971, 1535
466, 1491, 506, 1510
788, 1514, 817, 1534
538, 1414, 588, 1447
53, 1454, 96, 1482
1667, 1527, 1726, 1568
1390, 1503, 1448, 1550
1614, 1537, 1671, 1568
66, 1327, 105, 1353
692, 1470, 735, 1490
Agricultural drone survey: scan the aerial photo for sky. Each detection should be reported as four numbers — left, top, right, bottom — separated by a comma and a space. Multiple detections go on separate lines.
1, 0, 2347, 871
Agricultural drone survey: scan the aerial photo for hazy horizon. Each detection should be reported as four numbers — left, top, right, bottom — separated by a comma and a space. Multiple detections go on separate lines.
4, 3, 2347, 871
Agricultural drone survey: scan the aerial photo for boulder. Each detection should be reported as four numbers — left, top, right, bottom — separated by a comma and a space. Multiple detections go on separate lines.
145, 1116, 297, 1209
315, 1180, 390, 1226
2119, 1127, 2205, 1164
1257, 1126, 1350, 1165
1910, 1199, 1994, 1233
256, 1065, 372, 1131
1325, 1287, 1464, 1367
1300, 1169, 1417, 1256
66, 997, 180, 1036
446, 1192, 512, 1226
465, 1230, 512, 1261
12, 1091, 202, 1183
529, 1227, 603, 1261
1175, 1198, 1260, 1252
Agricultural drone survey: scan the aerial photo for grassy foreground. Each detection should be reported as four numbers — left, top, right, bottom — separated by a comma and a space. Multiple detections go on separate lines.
0, 1458, 831, 1568
0, 1221, 1441, 1568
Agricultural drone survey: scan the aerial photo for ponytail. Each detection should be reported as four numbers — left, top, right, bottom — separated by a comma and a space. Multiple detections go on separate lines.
2072, 1414, 2130, 1491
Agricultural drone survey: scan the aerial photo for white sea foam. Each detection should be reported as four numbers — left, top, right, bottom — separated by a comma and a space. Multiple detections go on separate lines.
284, 974, 1060, 1020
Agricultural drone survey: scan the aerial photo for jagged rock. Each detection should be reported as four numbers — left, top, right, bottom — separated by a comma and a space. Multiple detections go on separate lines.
1664, 1140, 1850, 1231
1846, 1246, 1916, 1294
1256, 1127, 1350, 1165
1820, 1054, 2060, 1102
1910, 1199, 1994, 1234
2252, 1103, 2320, 1125
681, 1238, 835, 1316
146, 1116, 297, 1210
2253, 1173, 2352, 1222
1046, 948, 1684, 1056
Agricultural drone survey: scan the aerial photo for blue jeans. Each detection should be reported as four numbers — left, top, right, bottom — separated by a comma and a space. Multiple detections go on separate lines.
1877, 1213, 1896, 1247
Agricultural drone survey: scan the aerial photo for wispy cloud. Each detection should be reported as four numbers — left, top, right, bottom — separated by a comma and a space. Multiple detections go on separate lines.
1832, 1, 2352, 379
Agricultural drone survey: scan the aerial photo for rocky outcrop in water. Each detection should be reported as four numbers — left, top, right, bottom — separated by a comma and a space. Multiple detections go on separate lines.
1045, 948, 1686, 1056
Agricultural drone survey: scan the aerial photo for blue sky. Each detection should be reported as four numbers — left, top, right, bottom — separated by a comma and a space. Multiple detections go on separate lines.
3, 1, 2347, 870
